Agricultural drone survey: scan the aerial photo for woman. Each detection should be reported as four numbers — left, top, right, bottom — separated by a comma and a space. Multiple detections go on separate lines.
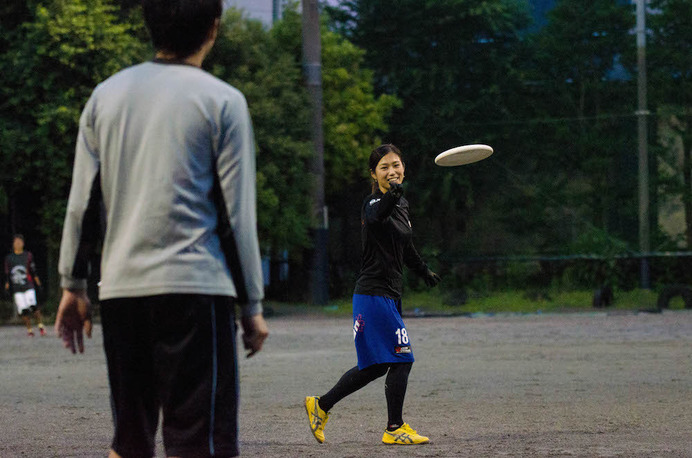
305, 144, 441, 445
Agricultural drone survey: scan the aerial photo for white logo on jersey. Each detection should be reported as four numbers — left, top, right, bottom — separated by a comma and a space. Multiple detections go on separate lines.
369, 198, 381, 206
11, 266, 28, 286
353, 314, 365, 340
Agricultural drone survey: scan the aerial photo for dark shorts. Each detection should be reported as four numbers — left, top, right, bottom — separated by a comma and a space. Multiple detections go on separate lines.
101, 295, 239, 458
352, 294, 414, 369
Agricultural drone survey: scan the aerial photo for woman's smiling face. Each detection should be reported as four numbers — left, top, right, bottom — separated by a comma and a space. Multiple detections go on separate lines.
371, 152, 405, 194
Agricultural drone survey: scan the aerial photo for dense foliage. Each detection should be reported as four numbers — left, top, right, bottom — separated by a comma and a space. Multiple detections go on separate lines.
0, 0, 691, 301
0, 0, 147, 290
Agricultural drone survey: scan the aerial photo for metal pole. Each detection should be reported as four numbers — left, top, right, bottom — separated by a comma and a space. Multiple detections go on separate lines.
272, 0, 281, 23
302, 0, 329, 304
636, 0, 650, 288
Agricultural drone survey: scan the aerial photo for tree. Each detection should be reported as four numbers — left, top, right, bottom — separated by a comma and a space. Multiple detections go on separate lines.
207, 5, 399, 296
649, 0, 692, 247
260, 4, 400, 201
0, 0, 146, 294
207, 9, 315, 259
0, 1, 33, 50
520, 0, 636, 252
276, 5, 401, 289
326, 0, 533, 259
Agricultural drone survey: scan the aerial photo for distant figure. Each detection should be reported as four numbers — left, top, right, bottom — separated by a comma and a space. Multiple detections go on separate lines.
54, 0, 268, 456
305, 144, 441, 445
4, 234, 45, 337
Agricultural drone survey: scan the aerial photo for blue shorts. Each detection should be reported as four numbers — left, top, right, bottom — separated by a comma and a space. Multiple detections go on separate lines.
352, 294, 414, 369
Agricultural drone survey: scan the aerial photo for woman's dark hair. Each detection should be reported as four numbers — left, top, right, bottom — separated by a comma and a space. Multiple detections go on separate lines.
142, 0, 223, 59
369, 144, 403, 193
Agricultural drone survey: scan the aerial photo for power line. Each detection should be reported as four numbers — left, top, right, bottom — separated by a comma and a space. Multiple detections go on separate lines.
439, 251, 692, 263
455, 111, 644, 128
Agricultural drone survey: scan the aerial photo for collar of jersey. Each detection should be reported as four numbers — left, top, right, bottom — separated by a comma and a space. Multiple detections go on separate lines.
152, 58, 197, 68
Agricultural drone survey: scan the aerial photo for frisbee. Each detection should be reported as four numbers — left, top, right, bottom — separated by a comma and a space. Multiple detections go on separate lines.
434, 144, 494, 167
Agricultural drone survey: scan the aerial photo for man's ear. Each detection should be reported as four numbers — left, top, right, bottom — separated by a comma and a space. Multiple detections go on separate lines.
209, 18, 220, 42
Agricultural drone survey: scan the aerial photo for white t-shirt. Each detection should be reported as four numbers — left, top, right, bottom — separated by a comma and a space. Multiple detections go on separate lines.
59, 62, 263, 315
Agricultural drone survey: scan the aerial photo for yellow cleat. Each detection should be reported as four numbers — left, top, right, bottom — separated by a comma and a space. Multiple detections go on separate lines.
382, 423, 429, 445
304, 396, 329, 443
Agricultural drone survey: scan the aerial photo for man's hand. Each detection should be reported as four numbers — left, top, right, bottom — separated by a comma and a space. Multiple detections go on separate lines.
55, 289, 92, 354
240, 314, 269, 358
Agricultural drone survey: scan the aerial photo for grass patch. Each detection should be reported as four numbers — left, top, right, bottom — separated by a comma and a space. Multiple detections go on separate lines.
269, 287, 663, 317
455, 289, 660, 314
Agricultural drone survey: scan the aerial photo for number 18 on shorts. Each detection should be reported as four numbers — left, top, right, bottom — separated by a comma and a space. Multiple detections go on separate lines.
395, 328, 411, 354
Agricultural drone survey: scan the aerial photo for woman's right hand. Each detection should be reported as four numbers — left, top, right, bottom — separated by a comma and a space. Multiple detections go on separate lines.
388, 180, 403, 198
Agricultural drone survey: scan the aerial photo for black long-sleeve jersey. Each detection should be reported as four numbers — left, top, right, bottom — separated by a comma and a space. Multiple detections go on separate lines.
5, 251, 38, 293
353, 189, 429, 300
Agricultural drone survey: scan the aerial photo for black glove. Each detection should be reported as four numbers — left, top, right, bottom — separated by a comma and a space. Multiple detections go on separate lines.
388, 181, 403, 198
424, 269, 441, 287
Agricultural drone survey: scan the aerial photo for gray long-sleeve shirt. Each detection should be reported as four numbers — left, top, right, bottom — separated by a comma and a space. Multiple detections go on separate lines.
59, 61, 263, 315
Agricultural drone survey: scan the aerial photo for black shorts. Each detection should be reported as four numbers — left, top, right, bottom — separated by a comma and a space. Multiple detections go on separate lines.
101, 295, 239, 457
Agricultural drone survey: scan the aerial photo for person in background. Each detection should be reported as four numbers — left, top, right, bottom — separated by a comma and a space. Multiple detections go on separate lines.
5, 234, 45, 337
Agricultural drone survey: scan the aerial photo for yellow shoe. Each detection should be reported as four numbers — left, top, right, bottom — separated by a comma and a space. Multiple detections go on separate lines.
305, 396, 329, 443
382, 423, 429, 445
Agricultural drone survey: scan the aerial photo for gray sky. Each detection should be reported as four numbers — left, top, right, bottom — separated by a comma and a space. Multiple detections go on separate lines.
223, 0, 275, 24
223, 1, 341, 25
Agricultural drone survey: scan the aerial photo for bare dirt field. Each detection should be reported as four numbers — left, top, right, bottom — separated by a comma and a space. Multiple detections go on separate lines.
1, 310, 691, 457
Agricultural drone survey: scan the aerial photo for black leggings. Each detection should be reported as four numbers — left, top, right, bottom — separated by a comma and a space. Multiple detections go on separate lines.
318, 362, 412, 427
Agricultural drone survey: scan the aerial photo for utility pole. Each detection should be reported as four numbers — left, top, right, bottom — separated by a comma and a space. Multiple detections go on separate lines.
636, 0, 650, 289
272, 0, 281, 23
302, 0, 329, 304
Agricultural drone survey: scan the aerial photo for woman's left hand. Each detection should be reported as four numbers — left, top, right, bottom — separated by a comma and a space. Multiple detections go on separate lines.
424, 269, 441, 287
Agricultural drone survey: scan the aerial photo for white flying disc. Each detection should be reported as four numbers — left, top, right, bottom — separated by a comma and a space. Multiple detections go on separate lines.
434, 144, 494, 167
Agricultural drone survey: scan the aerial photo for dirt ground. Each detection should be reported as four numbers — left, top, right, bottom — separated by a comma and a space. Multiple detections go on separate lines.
1, 309, 691, 457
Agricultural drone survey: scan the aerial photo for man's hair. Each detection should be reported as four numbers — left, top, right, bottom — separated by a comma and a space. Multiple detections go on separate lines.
142, 0, 223, 59
13, 234, 24, 242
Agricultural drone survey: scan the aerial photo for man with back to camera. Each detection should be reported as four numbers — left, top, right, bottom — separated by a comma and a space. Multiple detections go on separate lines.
54, 0, 269, 456
4, 234, 46, 337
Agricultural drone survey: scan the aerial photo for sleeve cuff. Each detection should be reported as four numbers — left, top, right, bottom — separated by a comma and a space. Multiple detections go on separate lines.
417, 264, 430, 278
240, 300, 263, 317
61, 276, 87, 290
